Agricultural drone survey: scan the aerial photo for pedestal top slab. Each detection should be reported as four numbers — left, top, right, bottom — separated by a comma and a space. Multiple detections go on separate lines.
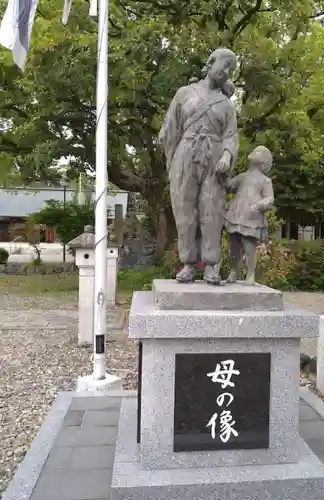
153, 279, 283, 311
129, 292, 319, 339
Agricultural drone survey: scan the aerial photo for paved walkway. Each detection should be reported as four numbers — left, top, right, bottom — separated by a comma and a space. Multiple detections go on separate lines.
0, 310, 127, 331
2, 390, 323, 500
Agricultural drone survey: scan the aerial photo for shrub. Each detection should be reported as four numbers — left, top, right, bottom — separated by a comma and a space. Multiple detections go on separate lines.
284, 240, 324, 291
134, 237, 324, 292
29, 200, 95, 248
118, 267, 168, 291
257, 240, 296, 290
0, 247, 9, 264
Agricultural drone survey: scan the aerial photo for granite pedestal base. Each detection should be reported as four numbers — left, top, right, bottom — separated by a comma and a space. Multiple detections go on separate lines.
111, 397, 324, 500
153, 279, 284, 311
117, 283, 321, 500
130, 292, 318, 470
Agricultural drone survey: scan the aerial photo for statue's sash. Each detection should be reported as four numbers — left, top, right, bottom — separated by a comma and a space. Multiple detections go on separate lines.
182, 86, 227, 135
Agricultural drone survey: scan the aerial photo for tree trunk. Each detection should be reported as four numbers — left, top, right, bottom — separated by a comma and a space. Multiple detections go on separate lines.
144, 188, 177, 261
155, 207, 176, 260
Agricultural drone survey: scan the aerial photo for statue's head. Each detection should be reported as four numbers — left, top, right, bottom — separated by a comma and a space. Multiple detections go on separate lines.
248, 146, 273, 174
205, 48, 237, 88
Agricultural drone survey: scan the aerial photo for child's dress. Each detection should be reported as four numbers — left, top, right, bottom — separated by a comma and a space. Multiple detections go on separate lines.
225, 170, 274, 242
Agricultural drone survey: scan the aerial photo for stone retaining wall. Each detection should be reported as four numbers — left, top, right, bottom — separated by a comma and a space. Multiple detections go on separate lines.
2, 262, 76, 275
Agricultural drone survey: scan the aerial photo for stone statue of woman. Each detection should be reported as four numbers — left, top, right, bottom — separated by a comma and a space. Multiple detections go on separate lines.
159, 48, 239, 284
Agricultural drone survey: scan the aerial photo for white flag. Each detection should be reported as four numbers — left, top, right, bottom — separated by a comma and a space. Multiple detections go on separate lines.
89, 0, 97, 17
62, 0, 72, 25
0, 0, 39, 71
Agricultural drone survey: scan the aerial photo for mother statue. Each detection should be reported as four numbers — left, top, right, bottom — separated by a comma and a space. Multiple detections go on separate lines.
159, 48, 238, 284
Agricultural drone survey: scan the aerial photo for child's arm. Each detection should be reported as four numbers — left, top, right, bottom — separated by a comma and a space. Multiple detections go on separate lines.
226, 173, 242, 192
256, 179, 274, 212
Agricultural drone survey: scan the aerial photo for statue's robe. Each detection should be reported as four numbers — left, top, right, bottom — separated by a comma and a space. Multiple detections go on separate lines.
159, 81, 238, 265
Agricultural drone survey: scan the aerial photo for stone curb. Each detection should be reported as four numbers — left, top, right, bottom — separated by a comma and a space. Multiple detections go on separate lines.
73, 389, 137, 398
1, 392, 73, 500
300, 386, 324, 419
1, 389, 135, 500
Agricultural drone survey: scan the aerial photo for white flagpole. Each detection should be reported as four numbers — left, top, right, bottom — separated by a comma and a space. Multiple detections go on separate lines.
93, 0, 108, 380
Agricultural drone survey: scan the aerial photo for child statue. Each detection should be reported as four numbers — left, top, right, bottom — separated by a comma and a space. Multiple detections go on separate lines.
225, 145, 274, 285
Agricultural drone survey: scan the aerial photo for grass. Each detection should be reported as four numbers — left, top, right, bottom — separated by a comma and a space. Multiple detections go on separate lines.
0, 272, 79, 295
0, 267, 167, 302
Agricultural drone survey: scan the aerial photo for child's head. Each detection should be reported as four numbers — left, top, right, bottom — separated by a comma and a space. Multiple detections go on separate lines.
248, 146, 273, 173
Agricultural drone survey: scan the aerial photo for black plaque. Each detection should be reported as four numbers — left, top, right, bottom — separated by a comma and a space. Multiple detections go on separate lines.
174, 353, 271, 452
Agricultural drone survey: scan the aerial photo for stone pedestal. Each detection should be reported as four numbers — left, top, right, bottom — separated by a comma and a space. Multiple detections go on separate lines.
69, 226, 95, 346
111, 280, 324, 500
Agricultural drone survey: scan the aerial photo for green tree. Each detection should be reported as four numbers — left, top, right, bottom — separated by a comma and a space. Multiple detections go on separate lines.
29, 200, 95, 245
1, 0, 324, 254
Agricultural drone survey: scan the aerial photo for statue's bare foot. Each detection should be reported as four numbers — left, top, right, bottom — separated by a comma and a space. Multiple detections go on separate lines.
245, 274, 256, 286
227, 270, 237, 283
204, 265, 221, 285
176, 264, 195, 283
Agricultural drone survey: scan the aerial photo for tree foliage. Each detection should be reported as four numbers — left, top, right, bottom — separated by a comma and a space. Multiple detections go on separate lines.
29, 200, 95, 244
1, 0, 324, 251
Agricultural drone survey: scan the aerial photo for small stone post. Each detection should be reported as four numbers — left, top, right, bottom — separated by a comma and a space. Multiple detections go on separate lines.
107, 246, 119, 307
69, 226, 95, 346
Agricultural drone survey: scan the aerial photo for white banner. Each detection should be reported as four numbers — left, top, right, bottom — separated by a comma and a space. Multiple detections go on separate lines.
0, 0, 39, 70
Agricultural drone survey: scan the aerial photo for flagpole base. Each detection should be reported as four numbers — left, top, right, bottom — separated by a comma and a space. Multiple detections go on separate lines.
76, 373, 122, 393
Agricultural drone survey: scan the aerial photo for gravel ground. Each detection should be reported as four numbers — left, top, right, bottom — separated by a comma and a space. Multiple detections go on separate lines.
0, 295, 137, 496
0, 293, 78, 311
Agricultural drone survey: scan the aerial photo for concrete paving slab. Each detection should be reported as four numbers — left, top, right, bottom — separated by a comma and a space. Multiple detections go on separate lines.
54, 427, 118, 448
299, 419, 324, 440
82, 410, 120, 427
69, 397, 121, 411
305, 438, 324, 462
299, 404, 322, 421
44, 445, 116, 471
63, 410, 86, 427
30, 468, 112, 500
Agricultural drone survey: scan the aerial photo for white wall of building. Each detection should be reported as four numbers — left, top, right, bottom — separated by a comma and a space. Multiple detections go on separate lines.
0, 188, 128, 219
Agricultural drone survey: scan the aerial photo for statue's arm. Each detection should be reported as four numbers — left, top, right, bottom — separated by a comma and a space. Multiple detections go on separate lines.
222, 101, 239, 173
226, 174, 242, 192
158, 87, 185, 171
257, 179, 274, 212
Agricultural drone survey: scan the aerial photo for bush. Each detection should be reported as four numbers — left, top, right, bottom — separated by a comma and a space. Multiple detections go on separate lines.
284, 240, 324, 291
29, 200, 95, 247
257, 240, 297, 290
118, 267, 168, 291
0, 247, 9, 264
121, 237, 324, 293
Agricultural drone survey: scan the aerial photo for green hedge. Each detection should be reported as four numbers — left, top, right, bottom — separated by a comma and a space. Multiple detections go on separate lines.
118, 239, 324, 292
282, 240, 324, 291
0, 248, 9, 265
